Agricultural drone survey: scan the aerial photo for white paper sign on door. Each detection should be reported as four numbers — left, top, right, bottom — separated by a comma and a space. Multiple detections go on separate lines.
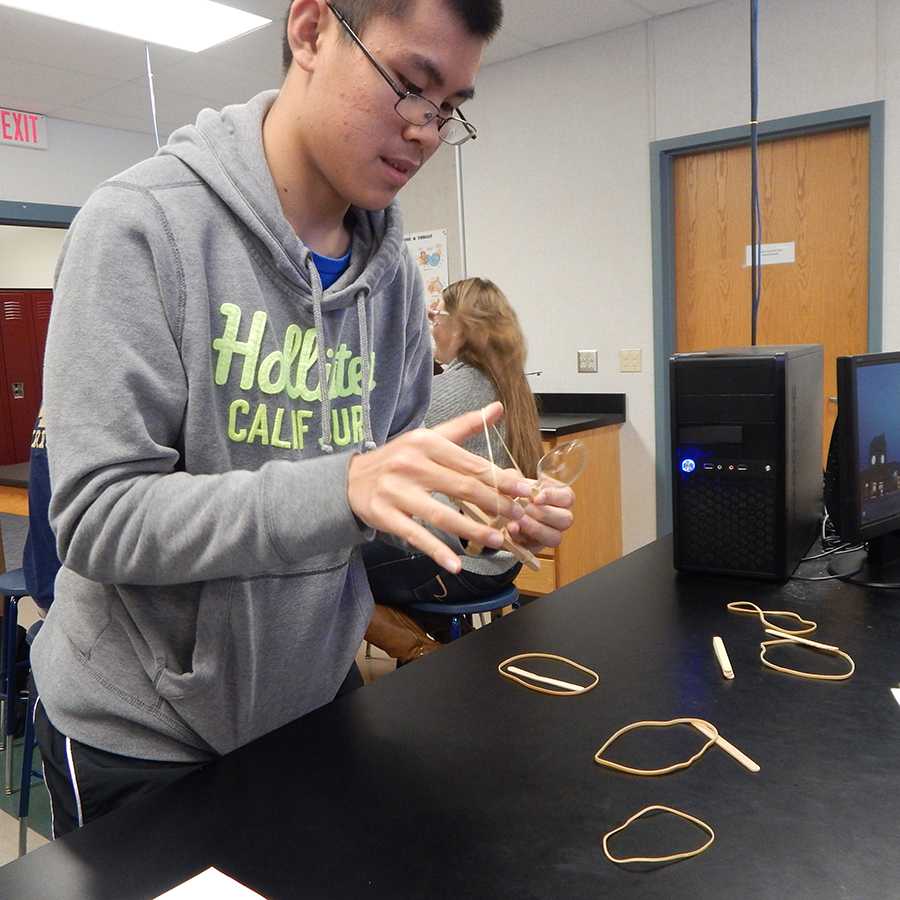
744, 241, 796, 267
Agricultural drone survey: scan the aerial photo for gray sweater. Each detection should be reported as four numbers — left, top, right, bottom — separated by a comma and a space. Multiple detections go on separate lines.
32, 91, 433, 761
425, 360, 518, 576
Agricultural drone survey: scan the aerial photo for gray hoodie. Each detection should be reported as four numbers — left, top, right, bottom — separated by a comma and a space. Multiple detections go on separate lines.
31, 90, 433, 762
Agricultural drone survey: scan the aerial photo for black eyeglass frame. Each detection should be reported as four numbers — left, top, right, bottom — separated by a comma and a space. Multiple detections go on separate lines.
326, 1, 477, 146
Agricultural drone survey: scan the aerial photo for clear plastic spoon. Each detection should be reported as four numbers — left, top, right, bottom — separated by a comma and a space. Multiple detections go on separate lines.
534, 439, 587, 493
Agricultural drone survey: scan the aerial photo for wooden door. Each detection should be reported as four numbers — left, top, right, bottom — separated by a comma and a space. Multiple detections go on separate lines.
673, 126, 870, 465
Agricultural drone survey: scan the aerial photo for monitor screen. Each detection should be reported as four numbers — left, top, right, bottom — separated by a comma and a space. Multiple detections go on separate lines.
855, 361, 900, 528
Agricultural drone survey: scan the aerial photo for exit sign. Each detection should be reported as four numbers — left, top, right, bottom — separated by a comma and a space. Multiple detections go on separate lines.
0, 107, 47, 150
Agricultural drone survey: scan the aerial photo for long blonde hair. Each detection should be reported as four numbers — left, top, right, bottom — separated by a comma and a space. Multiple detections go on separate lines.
442, 278, 542, 478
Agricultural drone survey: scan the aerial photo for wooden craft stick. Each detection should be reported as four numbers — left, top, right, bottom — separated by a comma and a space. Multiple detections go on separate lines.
712, 636, 734, 679
455, 499, 541, 570
505, 666, 586, 693
763, 628, 839, 653
691, 720, 760, 773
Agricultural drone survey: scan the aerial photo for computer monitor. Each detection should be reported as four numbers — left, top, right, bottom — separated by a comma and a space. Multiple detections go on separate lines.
825, 350, 900, 588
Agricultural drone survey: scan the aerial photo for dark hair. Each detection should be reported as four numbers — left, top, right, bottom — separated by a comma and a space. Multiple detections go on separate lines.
282, 0, 503, 75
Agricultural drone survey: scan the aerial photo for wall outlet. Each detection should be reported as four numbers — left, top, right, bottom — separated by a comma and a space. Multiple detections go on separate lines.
619, 348, 642, 373
577, 350, 598, 373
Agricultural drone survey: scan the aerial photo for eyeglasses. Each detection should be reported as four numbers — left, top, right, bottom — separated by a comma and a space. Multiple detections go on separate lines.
327, 2, 477, 147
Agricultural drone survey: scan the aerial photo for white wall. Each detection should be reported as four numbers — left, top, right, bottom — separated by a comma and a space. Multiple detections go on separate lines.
397, 142, 464, 285
0, 225, 67, 288
462, 0, 896, 554
0, 116, 154, 207
464, 24, 655, 554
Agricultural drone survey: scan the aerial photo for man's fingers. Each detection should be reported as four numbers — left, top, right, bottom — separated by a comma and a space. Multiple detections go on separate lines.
412, 432, 531, 502
432, 402, 504, 447
378, 509, 463, 573
413, 494, 508, 549
532, 484, 575, 508
508, 508, 572, 549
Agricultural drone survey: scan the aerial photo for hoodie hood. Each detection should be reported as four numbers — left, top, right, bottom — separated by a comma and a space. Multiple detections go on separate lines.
162, 90, 398, 451
162, 90, 404, 313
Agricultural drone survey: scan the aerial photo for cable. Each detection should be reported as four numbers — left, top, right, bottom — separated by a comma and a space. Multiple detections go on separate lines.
145, 44, 161, 151
791, 568, 864, 582
800, 542, 863, 562
749, 0, 761, 345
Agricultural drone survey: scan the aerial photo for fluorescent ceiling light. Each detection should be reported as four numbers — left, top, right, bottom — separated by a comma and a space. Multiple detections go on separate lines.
0, 0, 271, 53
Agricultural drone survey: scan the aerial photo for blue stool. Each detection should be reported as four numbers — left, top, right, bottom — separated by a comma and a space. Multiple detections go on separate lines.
0, 568, 30, 796
410, 585, 520, 642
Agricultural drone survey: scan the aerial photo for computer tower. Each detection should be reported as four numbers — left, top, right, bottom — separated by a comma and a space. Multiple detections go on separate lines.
670, 345, 823, 580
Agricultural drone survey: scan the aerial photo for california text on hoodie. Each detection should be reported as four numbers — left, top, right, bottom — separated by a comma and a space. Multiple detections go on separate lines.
31, 90, 433, 762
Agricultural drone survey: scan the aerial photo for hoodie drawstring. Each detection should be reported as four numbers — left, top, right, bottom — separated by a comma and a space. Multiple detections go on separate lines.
308, 258, 334, 455
308, 257, 376, 454
356, 290, 377, 452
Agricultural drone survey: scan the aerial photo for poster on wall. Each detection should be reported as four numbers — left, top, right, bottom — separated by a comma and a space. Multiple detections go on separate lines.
404, 229, 449, 308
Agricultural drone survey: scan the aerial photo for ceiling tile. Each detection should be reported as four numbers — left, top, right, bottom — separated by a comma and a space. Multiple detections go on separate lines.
0, 0, 725, 132
501, 0, 649, 48
202, 18, 284, 72
222, 0, 290, 17
0, 57, 120, 111
159, 25, 283, 104
154, 57, 280, 107
631, 0, 713, 14
0, 6, 191, 79
0, 92, 55, 116
483, 30, 540, 67
76, 79, 221, 130
49, 104, 157, 135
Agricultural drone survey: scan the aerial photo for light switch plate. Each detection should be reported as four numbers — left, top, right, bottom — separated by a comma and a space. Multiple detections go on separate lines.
619, 349, 642, 373
577, 350, 598, 373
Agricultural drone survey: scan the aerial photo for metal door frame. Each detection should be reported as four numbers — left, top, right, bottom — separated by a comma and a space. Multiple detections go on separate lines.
650, 101, 885, 537
0, 201, 77, 228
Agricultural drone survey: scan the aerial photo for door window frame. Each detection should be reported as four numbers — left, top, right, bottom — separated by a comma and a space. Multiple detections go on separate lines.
650, 101, 885, 537
0, 201, 78, 228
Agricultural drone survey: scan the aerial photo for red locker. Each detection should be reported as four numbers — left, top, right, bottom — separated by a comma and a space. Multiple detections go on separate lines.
0, 328, 14, 465
29, 289, 53, 404
0, 290, 52, 464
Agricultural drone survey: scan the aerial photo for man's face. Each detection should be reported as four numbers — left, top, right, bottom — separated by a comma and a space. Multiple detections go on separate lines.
302, 0, 486, 211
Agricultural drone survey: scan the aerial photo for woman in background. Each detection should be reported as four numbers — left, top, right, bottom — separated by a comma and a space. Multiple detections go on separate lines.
363, 277, 542, 662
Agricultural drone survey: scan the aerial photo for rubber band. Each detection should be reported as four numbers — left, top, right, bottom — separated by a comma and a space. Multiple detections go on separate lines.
594, 718, 719, 776
602, 805, 715, 865
498, 653, 599, 696
727, 601, 855, 681
480, 408, 500, 518
726, 600, 817, 635
760, 637, 855, 681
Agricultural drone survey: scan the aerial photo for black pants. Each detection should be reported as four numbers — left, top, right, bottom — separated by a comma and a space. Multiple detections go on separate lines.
362, 539, 521, 606
362, 539, 521, 627
33, 663, 363, 838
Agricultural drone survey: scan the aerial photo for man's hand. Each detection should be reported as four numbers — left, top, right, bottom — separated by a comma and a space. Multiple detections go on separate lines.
348, 402, 533, 572
505, 482, 575, 554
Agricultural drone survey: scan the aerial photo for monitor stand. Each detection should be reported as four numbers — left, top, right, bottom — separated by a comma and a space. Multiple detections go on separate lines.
828, 530, 900, 589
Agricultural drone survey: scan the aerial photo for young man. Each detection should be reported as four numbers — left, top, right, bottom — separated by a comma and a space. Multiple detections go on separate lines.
32, 0, 574, 835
